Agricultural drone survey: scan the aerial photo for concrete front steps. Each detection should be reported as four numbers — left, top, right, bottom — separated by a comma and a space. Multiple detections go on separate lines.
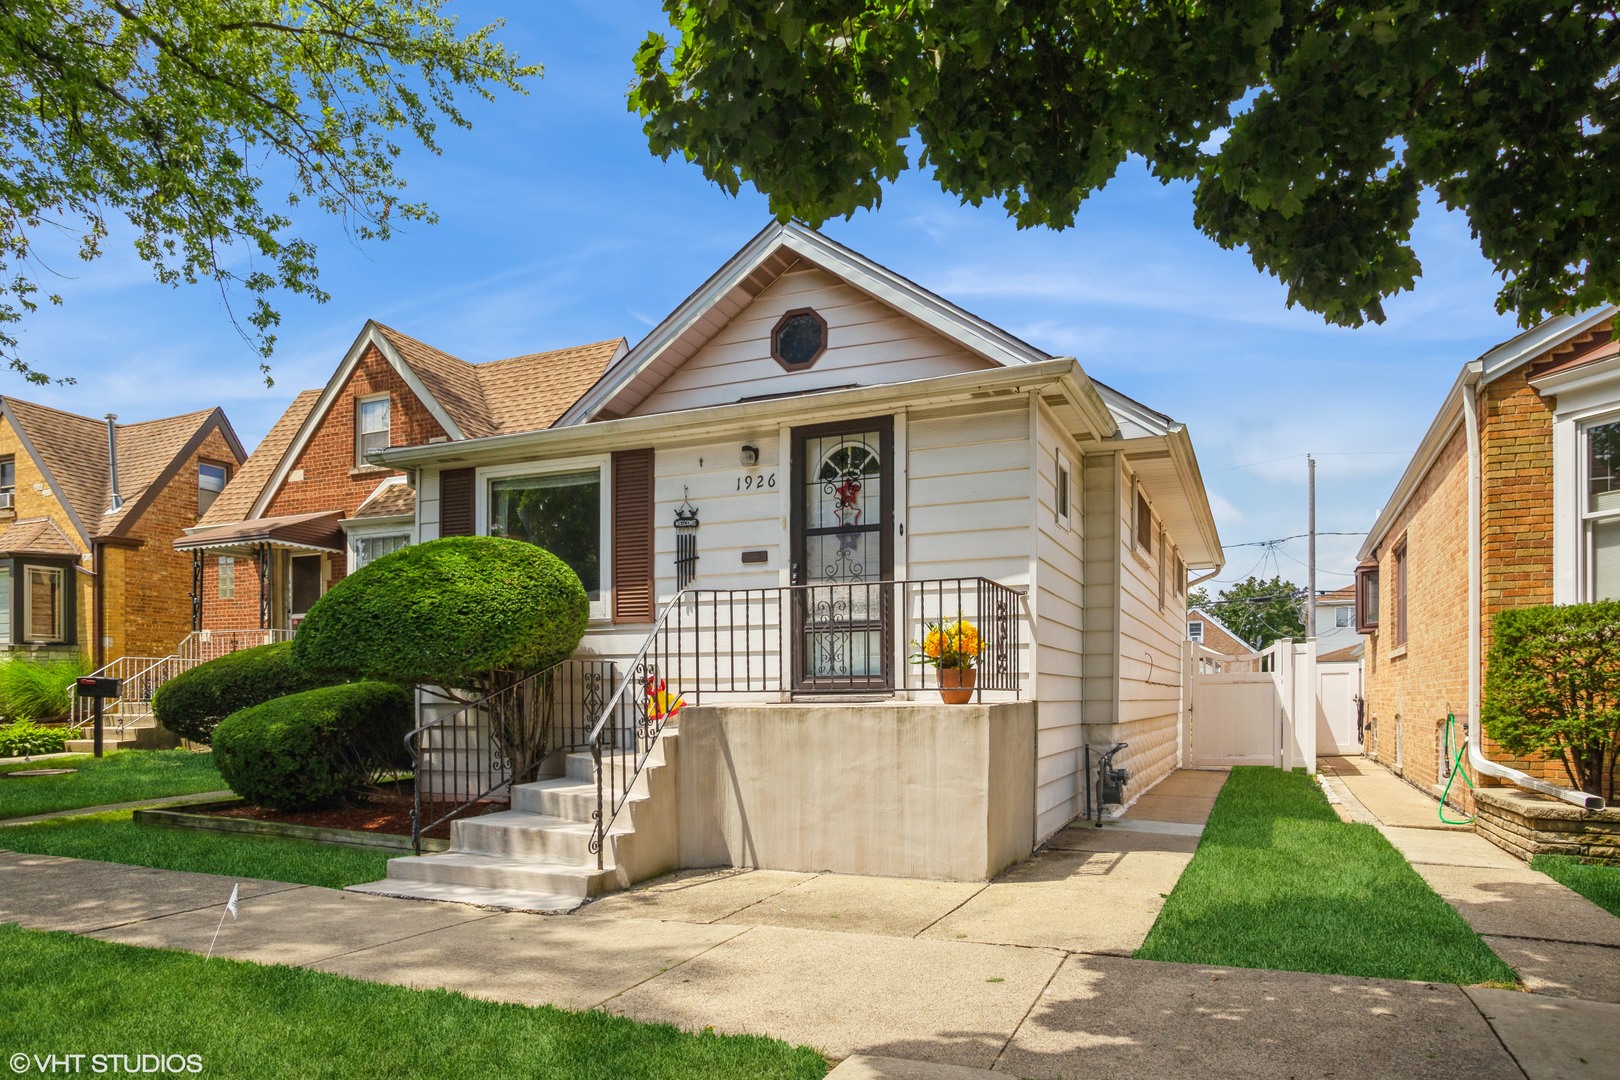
348, 732, 679, 913
64, 714, 178, 753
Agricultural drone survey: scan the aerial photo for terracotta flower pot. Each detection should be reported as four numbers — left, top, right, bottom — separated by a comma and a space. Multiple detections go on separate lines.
937, 665, 977, 704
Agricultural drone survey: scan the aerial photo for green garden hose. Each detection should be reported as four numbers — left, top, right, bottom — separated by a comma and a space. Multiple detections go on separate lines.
1439, 712, 1476, 825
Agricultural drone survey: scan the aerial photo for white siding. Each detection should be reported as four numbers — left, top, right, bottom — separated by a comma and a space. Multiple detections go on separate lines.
1114, 458, 1185, 795
1032, 403, 1085, 840
631, 267, 996, 417
906, 404, 1030, 586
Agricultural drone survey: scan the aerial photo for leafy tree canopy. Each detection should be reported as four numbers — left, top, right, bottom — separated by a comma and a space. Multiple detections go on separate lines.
0, 1, 538, 383
1188, 575, 1305, 650
631, 2, 1618, 329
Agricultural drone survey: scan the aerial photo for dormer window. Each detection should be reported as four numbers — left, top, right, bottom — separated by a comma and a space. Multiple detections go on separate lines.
198, 462, 228, 518
771, 308, 828, 371
356, 394, 391, 467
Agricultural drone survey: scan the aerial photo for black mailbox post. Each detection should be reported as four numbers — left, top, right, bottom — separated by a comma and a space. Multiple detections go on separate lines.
75, 677, 121, 758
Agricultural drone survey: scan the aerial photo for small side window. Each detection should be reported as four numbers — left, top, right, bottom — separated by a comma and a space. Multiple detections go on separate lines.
218, 556, 235, 600
1188, 620, 1204, 643
1135, 487, 1152, 555
1355, 563, 1380, 633
1055, 454, 1072, 529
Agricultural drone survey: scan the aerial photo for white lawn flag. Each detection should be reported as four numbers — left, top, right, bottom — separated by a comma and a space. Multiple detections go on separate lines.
206, 884, 241, 961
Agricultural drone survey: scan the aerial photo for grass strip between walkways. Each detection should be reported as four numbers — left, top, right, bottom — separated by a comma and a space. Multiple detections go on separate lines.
0, 811, 393, 889
1533, 854, 1620, 918
0, 751, 224, 819
1136, 767, 1517, 985
0, 925, 828, 1080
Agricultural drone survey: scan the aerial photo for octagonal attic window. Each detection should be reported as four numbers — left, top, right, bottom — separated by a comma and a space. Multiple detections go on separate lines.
772, 308, 828, 371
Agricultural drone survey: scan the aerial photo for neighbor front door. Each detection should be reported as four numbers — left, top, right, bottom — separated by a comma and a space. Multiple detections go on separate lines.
790, 417, 894, 692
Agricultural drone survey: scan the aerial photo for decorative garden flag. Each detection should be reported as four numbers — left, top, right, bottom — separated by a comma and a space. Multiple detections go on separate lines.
207, 884, 241, 960
225, 884, 239, 920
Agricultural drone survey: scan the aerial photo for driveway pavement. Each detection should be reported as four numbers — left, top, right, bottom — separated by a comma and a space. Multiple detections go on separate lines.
2, 766, 1615, 1079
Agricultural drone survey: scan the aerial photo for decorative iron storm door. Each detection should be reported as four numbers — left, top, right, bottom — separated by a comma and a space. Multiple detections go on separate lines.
790, 417, 895, 692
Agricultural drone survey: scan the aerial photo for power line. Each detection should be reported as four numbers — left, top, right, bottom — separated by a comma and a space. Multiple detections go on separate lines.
1225, 530, 1367, 549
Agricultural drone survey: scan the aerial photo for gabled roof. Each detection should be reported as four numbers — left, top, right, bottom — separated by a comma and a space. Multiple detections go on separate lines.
559, 220, 1056, 425
1188, 606, 1254, 653
246, 324, 625, 521
1317, 584, 1356, 604
2, 398, 243, 544
199, 389, 322, 529
348, 477, 415, 521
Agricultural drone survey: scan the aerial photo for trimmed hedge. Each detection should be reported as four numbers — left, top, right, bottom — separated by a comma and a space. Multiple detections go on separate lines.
292, 536, 590, 687
211, 682, 413, 810
152, 642, 339, 745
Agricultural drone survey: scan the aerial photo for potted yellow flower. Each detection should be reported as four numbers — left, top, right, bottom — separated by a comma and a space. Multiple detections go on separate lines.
914, 618, 982, 704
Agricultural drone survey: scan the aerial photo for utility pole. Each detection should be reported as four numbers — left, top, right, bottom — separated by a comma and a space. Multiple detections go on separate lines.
1307, 454, 1317, 641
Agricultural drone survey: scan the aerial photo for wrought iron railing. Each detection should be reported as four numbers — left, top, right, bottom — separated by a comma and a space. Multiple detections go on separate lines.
406, 658, 616, 853
69, 629, 297, 734
582, 577, 1024, 867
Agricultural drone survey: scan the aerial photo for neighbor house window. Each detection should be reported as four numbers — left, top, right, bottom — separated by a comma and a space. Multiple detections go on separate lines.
0, 568, 11, 645
1055, 453, 1072, 529
198, 462, 228, 518
489, 470, 603, 602
1188, 620, 1204, 643
217, 556, 234, 600
355, 533, 408, 569
356, 394, 391, 467
1392, 541, 1408, 647
1335, 605, 1353, 628
0, 457, 13, 502
1584, 418, 1620, 600
1355, 563, 1380, 632
24, 566, 63, 643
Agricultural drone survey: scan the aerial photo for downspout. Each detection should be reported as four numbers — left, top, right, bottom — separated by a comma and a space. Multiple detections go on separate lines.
92, 540, 105, 670
1463, 371, 1605, 809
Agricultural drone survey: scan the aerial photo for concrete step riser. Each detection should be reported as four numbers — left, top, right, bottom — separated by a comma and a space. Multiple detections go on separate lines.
512, 781, 650, 819
386, 857, 610, 897
564, 750, 650, 783
452, 822, 598, 863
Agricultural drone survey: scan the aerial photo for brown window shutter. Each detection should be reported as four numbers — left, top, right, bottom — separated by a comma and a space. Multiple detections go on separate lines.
612, 448, 655, 623
439, 468, 476, 538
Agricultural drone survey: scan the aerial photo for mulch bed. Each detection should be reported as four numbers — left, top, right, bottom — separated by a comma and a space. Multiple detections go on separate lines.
210, 782, 502, 842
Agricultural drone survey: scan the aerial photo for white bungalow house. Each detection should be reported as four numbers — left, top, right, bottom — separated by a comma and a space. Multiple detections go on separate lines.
353, 222, 1225, 911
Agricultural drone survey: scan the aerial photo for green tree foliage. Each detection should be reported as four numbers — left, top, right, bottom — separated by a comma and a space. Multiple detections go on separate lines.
294, 535, 591, 788
0, 1, 538, 383
1483, 602, 1620, 800
1188, 575, 1305, 650
632, 3, 1619, 328
151, 641, 340, 745
212, 681, 413, 809
293, 536, 589, 694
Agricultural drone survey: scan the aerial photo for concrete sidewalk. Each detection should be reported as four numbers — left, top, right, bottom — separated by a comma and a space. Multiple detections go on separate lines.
2, 766, 1616, 1078
1320, 756, 1620, 1008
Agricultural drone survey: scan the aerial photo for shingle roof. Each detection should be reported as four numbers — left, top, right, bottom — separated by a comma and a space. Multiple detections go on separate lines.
1317, 584, 1357, 603
372, 324, 622, 438
349, 480, 415, 519
198, 389, 321, 529
0, 517, 80, 557
3, 398, 234, 541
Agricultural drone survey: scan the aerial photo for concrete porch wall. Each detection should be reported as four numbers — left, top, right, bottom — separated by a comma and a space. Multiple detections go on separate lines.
673, 701, 1037, 881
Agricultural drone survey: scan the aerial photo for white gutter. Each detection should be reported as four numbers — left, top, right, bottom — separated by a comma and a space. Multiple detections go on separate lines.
1463, 369, 1605, 810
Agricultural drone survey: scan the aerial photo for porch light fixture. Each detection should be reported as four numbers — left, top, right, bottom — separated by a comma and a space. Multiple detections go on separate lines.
740, 445, 760, 467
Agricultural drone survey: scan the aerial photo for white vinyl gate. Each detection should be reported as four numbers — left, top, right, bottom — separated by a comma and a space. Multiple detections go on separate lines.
1183, 640, 1318, 772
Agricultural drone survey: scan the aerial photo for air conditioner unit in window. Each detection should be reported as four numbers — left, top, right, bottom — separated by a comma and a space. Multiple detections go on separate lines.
0, 492, 14, 509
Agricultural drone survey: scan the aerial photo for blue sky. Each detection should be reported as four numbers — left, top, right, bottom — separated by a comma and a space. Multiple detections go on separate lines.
14, 2, 1524, 590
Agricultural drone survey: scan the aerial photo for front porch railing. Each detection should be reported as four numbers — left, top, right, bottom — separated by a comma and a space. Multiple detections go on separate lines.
70, 629, 296, 735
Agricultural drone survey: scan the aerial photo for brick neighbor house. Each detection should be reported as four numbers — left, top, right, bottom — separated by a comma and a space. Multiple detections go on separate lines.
1357, 307, 1619, 808
0, 397, 243, 669
1186, 605, 1259, 671
175, 321, 625, 632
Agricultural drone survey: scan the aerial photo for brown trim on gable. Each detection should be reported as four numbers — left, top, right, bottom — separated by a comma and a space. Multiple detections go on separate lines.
1529, 323, 1619, 381
611, 448, 655, 623
93, 536, 143, 549
106, 410, 236, 537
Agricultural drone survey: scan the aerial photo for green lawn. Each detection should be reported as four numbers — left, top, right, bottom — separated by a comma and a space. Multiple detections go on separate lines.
0, 811, 392, 888
0, 750, 224, 819
1136, 767, 1517, 984
0, 925, 827, 1080
1533, 854, 1620, 918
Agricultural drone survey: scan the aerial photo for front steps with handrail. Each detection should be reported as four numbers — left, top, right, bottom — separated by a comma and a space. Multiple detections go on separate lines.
349, 731, 681, 912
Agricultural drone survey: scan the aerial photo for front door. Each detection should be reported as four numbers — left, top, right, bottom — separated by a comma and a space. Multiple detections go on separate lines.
790, 417, 894, 691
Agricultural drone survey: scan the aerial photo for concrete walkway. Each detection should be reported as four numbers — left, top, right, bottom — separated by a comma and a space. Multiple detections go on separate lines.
1320, 756, 1620, 1008
2, 766, 1616, 1079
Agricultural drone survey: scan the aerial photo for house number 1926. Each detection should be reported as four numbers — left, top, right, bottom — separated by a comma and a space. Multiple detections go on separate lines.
737, 473, 777, 491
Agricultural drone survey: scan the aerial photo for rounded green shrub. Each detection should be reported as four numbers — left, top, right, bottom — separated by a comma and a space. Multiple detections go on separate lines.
212, 681, 414, 810
152, 642, 339, 745
292, 536, 590, 688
